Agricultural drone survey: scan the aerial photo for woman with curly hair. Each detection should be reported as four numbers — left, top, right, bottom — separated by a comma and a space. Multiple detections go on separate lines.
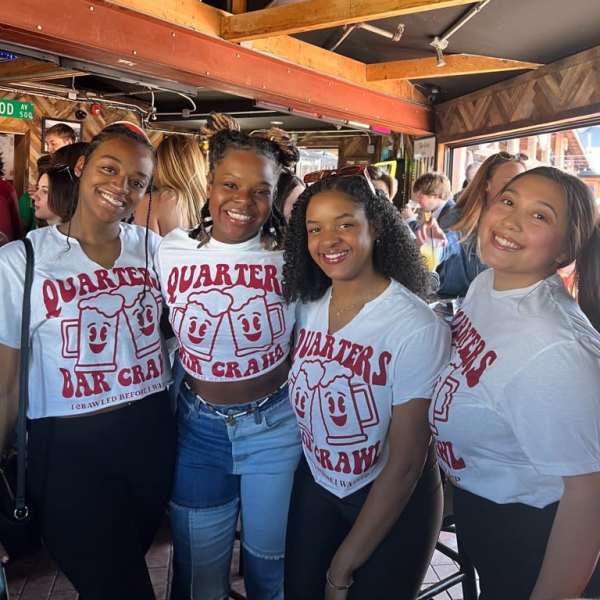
156, 127, 301, 600
283, 173, 450, 600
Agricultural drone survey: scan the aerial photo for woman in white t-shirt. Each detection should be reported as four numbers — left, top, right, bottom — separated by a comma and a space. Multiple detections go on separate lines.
282, 171, 451, 599
430, 166, 600, 599
0, 123, 175, 598
155, 129, 301, 600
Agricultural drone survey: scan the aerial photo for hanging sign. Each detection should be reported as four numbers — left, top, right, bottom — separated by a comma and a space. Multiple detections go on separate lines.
0, 99, 34, 120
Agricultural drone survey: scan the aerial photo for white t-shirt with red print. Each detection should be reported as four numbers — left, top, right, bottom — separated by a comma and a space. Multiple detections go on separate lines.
156, 228, 295, 382
429, 269, 600, 509
289, 280, 451, 498
0, 224, 170, 418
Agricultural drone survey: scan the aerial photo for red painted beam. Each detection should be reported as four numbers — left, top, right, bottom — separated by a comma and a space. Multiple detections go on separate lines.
0, 0, 432, 134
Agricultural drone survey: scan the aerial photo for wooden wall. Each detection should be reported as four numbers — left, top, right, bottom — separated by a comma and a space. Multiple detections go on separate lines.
0, 91, 142, 193
435, 46, 600, 144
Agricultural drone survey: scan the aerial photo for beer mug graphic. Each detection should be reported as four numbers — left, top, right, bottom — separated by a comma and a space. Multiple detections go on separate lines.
289, 360, 324, 450
123, 290, 162, 359
317, 363, 380, 446
225, 286, 285, 357
61, 292, 125, 372
171, 289, 233, 362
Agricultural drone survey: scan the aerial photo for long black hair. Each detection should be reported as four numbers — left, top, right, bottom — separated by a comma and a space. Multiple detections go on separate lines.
193, 129, 288, 249
283, 175, 428, 303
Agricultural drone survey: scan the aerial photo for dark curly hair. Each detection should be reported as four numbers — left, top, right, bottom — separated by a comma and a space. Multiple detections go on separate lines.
193, 129, 287, 249
283, 175, 428, 303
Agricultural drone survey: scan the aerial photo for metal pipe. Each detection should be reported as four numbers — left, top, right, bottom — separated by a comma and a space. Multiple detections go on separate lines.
438, 0, 492, 45
325, 24, 359, 52
358, 22, 405, 42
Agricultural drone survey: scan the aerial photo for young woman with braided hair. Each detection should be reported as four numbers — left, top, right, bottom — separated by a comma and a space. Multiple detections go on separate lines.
156, 128, 301, 600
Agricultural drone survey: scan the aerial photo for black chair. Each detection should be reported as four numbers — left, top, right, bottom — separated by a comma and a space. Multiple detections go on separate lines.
417, 485, 478, 600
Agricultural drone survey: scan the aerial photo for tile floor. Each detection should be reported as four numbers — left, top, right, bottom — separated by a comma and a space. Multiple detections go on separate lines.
6, 526, 472, 599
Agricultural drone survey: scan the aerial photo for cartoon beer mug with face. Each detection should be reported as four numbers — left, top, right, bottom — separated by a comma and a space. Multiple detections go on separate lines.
61, 292, 125, 372
171, 289, 233, 362
225, 286, 285, 357
123, 290, 162, 359
317, 363, 380, 446
289, 361, 324, 450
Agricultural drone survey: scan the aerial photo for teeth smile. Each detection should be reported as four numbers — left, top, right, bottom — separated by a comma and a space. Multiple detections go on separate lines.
494, 233, 521, 250
323, 250, 349, 262
226, 210, 252, 223
99, 191, 125, 208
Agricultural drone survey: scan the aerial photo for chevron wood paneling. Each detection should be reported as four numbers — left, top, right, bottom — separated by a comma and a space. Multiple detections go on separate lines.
435, 46, 600, 143
0, 92, 141, 187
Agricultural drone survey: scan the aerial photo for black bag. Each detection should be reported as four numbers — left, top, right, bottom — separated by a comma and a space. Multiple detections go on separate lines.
0, 237, 41, 559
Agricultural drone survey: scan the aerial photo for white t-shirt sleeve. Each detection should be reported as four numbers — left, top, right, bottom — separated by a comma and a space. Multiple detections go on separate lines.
502, 341, 600, 477
392, 317, 451, 405
0, 240, 27, 349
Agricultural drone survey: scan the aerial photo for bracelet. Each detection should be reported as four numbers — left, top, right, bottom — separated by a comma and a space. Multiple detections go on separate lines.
326, 568, 354, 591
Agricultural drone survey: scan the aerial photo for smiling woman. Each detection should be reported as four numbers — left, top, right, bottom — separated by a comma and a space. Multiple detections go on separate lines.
282, 175, 449, 600
0, 122, 176, 600
155, 126, 302, 600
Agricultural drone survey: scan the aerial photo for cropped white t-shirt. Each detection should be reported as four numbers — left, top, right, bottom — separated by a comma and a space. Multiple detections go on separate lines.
429, 269, 600, 508
0, 224, 170, 418
290, 280, 450, 498
156, 229, 295, 382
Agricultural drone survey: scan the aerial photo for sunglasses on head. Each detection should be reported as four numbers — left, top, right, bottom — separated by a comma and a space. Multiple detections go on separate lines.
303, 165, 377, 196
496, 151, 528, 162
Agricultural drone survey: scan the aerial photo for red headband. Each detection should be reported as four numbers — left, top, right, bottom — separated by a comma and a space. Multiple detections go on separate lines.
108, 120, 151, 143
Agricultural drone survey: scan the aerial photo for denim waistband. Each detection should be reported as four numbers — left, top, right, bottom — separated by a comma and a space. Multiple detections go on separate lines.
180, 380, 288, 423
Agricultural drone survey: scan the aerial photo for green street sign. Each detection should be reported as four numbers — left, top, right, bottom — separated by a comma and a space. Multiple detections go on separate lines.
0, 99, 34, 120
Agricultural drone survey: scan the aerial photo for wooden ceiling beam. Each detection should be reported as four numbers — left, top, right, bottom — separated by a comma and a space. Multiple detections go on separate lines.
98, 0, 222, 36
0, 0, 433, 134
0, 57, 84, 82
221, 0, 483, 42
367, 54, 541, 80
245, 36, 426, 103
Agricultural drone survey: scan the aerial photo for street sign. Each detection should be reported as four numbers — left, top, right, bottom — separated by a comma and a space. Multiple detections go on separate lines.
0, 99, 34, 120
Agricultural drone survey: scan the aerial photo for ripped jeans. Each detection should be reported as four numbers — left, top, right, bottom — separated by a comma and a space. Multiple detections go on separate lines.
169, 382, 301, 600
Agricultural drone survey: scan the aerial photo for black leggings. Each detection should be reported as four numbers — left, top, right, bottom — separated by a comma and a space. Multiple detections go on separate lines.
27, 390, 176, 600
284, 452, 443, 600
453, 485, 600, 600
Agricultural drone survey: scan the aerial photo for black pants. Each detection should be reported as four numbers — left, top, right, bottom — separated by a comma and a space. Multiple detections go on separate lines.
453, 485, 600, 600
284, 451, 443, 600
28, 390, 176, 600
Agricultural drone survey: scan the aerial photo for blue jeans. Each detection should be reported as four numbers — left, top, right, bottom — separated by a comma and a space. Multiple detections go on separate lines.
170, 382, 301, 600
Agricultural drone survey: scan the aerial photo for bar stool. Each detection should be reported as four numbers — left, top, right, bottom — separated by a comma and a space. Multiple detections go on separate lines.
417, 484, 478, 600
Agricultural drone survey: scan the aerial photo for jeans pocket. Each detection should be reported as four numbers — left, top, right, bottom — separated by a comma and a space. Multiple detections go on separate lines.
263, 395, 295, 430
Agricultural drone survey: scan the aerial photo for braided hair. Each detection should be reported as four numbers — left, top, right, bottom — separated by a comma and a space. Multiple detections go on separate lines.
283, 175, 428, 303
192, 128, 290, 249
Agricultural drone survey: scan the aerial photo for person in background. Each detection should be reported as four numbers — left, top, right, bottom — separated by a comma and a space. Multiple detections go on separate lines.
134, 134, 208, 235
283, 173, 449, 600
430, 167, 600, 599
0, 153, 20, 243
19, 119, 77, 232
435, 152, 527, 298
367, 165, 397, 202
463, 161, 481, 190
31, 144, 88, 227
0, 122, 175, 599
18, 155, 52, 233
44, 122, 77, 155
412, 172, 454, 243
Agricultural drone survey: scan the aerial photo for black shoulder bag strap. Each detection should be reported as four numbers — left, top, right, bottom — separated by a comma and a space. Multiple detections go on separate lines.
15, 237, 34, 521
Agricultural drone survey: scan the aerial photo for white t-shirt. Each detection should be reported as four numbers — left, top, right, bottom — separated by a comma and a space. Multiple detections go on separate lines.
289, 280, 450, 498
156, 229, 295, 382
429, 269, 600, 508
0, 224, 171, 418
